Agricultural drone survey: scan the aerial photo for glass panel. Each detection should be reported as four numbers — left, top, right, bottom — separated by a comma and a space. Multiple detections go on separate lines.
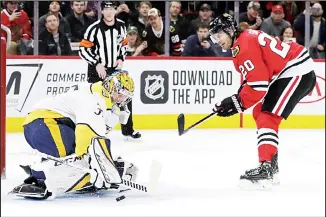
1, 0, 316, 58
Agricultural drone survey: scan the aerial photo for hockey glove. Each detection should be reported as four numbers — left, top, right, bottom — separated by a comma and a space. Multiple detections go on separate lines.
213, 94, 243, 117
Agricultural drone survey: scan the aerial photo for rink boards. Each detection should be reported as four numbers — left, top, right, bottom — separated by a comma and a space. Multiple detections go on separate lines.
5, 57, 325, 132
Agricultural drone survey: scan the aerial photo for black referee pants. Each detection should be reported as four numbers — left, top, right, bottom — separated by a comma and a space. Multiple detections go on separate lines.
87, 66, 134, 135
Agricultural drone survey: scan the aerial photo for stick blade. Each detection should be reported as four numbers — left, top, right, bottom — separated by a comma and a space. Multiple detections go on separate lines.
177, 113, 185, 136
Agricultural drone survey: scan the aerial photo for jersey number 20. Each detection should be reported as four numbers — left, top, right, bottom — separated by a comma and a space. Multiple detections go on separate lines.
258, 33, 290, 58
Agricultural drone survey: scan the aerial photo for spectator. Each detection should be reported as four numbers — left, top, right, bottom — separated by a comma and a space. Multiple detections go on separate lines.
141, 8, 182, 56
169, 0, 189, 43
39, 1, 71, 41
65, 1, 95, 42
279, 26, 296, 43
293, 3, 325, 59
280, 1, 298, 24
38, 13, 72, 56
121, 1, 151, 35
260, 5, 291, 38
116, 2, 131, 24
125, 26, 145, 56
239, 1, 262, 30
84, 1, 98, 19
140, 7, 164, 55
182, 22, 216, 57
189, 3, 214, 35
1, 1, 32, 55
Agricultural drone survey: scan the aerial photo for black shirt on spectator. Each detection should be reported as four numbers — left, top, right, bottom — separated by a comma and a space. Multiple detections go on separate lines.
239, 12, 259, 26
127, 11, 148, 37
141, 22, 182, 56
170, 15, 190, 41
38, 29, 72, 56
66, 13, 95, 42
39, 13, 72, 41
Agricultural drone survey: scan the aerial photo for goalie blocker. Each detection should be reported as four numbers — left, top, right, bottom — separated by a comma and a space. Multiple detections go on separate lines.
9, 137, 138, 199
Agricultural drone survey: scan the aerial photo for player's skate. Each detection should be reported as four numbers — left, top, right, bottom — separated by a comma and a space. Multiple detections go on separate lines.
243, 152, 279, 185
124, 131, 142, 141
239, 161, 273, 189
9, 176, 52, 200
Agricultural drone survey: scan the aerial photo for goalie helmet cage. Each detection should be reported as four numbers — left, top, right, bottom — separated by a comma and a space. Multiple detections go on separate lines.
1, 24, 11, 179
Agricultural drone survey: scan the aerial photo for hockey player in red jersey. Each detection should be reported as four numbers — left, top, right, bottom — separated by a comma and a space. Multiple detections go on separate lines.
209, 14, 316, 188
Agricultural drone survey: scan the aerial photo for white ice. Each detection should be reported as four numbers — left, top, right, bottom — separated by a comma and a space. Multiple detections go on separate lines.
1, 129, 325, 216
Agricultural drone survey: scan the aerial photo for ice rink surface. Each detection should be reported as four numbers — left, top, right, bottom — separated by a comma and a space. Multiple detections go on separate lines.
1, 129, 325, 217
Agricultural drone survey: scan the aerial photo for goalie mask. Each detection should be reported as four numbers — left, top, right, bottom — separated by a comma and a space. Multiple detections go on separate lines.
102, 70, 135, 107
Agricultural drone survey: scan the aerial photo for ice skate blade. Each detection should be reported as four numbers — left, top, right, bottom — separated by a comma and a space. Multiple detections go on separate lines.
8, 191, 54, 200
272, 173, 280, 185
124, 136, 142, 142
238, 179, 273, 190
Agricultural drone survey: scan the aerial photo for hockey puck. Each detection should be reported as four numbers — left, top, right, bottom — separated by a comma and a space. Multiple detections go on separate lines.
116, 195, 126, 202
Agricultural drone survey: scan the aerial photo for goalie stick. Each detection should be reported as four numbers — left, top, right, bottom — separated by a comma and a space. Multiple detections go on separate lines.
177, 112, 216, 136
35, 151, 161, 194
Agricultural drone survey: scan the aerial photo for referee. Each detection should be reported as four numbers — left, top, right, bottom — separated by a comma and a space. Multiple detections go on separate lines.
79, 1, 141, 140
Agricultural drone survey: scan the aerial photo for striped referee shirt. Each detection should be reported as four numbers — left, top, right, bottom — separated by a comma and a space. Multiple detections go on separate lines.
79, 18, 127, 69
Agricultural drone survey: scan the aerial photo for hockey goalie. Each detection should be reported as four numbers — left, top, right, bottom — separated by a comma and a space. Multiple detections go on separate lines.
9, 70, 138, 199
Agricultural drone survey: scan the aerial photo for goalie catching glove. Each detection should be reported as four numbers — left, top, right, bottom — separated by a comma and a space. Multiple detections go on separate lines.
213, 94, 243, 117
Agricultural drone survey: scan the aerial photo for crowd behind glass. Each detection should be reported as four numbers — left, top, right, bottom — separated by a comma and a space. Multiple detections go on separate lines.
1, 0, 325, 59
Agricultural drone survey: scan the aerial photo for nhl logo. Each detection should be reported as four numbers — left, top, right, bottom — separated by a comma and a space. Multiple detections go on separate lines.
141, 71, 169, 104
117, 35, 123, 43
144, 75, 165, 100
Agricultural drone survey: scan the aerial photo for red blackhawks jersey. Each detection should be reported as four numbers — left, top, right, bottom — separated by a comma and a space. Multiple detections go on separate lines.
231, 29, 313, 109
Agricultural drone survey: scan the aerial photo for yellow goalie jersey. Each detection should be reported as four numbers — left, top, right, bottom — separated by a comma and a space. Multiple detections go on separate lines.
24, 82, 120, 156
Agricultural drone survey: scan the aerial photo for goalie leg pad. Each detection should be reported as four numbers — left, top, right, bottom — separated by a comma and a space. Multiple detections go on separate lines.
18, 154, 93, 197
88, 137, 122, 185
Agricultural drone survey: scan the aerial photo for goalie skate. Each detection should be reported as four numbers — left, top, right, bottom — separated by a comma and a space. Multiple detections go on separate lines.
9, 176, 52, 200
239, 161, 273, 189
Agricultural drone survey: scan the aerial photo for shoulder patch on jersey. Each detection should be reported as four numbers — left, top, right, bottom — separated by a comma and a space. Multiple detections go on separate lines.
169, 26, 175, 33
142, 30, 147, 37
232, 45, 240, 58
117, 34, 123, 43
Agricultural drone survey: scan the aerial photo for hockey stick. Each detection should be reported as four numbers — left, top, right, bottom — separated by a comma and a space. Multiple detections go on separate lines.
177, 112, 216, 136
36, 151, 160, 193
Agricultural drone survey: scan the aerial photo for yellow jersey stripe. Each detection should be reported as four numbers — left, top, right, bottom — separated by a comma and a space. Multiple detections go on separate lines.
23, 110, 64, 126
44, 119, 67, 157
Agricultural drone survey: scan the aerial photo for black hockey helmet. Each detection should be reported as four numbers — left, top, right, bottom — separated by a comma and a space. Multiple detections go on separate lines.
209, 13, 238, 38
101, 1, 118, 10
